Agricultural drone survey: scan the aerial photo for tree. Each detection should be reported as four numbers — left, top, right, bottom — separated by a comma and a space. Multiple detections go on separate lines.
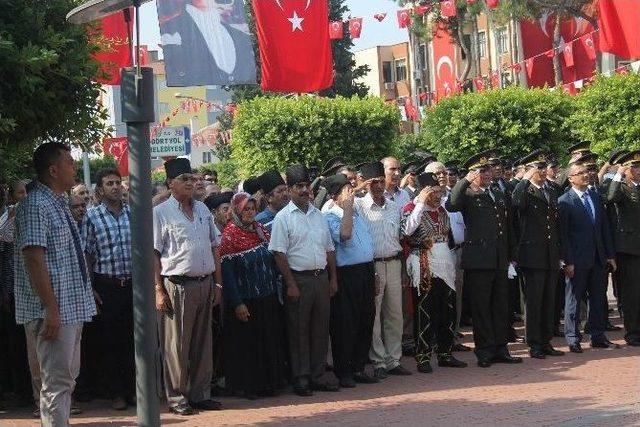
74, 155, 118, 183
0, 0, 112, 181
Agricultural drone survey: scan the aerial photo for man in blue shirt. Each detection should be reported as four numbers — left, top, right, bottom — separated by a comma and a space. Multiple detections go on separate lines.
323, 174, 378, 388
256, 170, 289, 231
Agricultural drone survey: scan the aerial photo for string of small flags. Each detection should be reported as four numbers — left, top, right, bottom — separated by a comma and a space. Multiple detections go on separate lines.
151, 100, 236, 138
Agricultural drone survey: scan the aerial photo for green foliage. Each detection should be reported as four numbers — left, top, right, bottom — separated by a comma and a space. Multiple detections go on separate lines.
391, 133, 424, 165
151, 170, 167, 185
0, 143, 34, 184
198, 159, 240, 189
569, 74, 640, 157
231, 96, 400, 177
74, 155, 118, 183
0, 0, 112, 157
417, 86, 576, 162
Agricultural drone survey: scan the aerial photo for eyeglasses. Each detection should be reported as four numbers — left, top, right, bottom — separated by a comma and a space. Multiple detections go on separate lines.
569, 170, 588, 177
175, 175, 198, 182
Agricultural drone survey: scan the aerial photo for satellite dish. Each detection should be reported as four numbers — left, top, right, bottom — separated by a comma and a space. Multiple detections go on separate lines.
66, 0, 153, 24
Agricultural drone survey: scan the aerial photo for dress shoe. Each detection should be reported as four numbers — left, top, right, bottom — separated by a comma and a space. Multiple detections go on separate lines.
456, 331, 464, 339
591, 339, 620, 349
402, 346, 416, 357
293, 386, 313, 397
542, 346, 564, 356
492, 354, 523, 364
310, 381, 339, 392
606, 322, 622, 332
553, 328, 564, 338
70, 402, 83, 415
452, 343, 472, 352
477, 360, 492, 368
438, 356, 467, 368
626, 340, 640, 347
169, 403, 195, 416
417, 362, 433, 373
373, 367, 388, 380
190, 399, 222, 411
568, 343, 583, 353
353, 372, 379, 384
111, 396, 127, 411
387, 365, 413, 376
339, 376, 356, 388
529, 349, 546, 359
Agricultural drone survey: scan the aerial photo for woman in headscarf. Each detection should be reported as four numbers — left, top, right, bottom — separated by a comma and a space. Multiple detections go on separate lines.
402, 173, 468, 373
219, 192, 285, 399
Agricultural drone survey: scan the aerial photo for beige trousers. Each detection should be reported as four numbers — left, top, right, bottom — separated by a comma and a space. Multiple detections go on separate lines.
369, 259, 403, 370
162, 277, 214, 407
24, 320, 82, 427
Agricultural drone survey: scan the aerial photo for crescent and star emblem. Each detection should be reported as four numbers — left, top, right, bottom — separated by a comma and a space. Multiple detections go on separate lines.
436, 55, 454, 80
275, 0, 312, 11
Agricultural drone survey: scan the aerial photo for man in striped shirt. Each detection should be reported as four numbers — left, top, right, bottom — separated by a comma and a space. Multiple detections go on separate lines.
81, 168, 134, 410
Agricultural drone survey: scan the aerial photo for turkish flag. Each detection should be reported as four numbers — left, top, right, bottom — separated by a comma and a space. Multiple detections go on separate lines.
487, 0, 500, 9
103, 137, 129, 176
581, 33, 598, 60
349, 18, 363, 39
329, 21, 343, 39
415, 4, 431, 16
545, 49, 556, 59
138, 44, 149, 66
474, 76, 485, 92
419, 92, 429, 101
563, 82, 577, 95
598, 0, 640, 59
525, 57, 535, 77
512, 62, 522, 73
252, 0, 333, 93
490, 70, 500, 88
374, 12, 387, 22
92, 9, 133, 85
432, 24, 457, 100
563, 41, 575, 67
441, 0, 457, 17
397, 9, 411, 28
404, 98, 419, 121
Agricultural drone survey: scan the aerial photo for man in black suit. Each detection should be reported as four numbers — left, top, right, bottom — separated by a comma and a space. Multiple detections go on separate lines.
446, 150, 521, 367
606, 150, 640, 346
558, 159, 617, 353
511, 150, 564, 359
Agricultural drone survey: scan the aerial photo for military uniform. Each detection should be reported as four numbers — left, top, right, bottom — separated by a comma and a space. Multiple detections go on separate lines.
446, 151, 520, 365
511, 150, 563, 357
606, 150, 640, 345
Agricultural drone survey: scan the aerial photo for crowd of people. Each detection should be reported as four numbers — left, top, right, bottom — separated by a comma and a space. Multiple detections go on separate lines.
1, 140, 639, 425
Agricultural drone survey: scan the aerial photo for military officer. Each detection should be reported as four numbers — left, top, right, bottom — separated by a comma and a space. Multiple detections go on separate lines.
606, 150, 640, 346
446, 150, 522, 367
511, 150, 564, 359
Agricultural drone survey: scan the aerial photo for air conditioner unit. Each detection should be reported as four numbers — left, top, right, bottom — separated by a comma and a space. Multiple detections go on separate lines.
384, 82, 395, 89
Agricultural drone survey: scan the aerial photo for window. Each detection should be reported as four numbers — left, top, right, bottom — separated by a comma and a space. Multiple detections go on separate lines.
382, 61, 393, 83
477, 32, 487, 58
202, 151, 213, 164
157, 102, 170, 117
496, 27, 508, 55
395, 58, 407, 81
419, 44, 428, 70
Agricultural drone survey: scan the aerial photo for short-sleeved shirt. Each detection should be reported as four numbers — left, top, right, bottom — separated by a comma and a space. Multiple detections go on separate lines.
13, 182, 96, 325
82, 203, 132, 277
268, 200, 335, 271
354, 193, 402, 258
324, 204, 375, 267
255, 208, 277, 231
153, 196, 220, 277
384, 187, 411, 214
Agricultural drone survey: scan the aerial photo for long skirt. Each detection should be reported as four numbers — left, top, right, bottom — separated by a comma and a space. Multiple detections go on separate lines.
223, 294, 286, 394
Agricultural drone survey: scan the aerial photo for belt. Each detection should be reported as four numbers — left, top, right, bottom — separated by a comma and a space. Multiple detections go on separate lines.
374, 253, 402, 263
291, 269, 326, 277
167, 274, 211, 285
93, 273, 131, 288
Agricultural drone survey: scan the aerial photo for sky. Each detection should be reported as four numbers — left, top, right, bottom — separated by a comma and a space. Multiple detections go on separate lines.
138, 0, 409, 54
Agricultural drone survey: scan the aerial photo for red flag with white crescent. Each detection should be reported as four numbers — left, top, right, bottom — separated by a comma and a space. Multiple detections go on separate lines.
490, 70, 500, 88
598, 0, 640, 59
397, 9, 411, 28
348, 18, 363, 39
474, 76, 485, 92
563, 41, 575, 67
432, 24, 457, 100
415, 4, 431, 16
329, 21, 343, 39
581, 33, 598, 60
374, 12, 387, 22
103, 137, 129, 176
92, 9, 133, 85
487, 0, 500, 9
441, 0, 457, 17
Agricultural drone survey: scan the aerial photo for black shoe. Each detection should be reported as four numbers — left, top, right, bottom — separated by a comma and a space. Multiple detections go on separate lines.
169, 403, 195, 416
508, 334, 525, 343
353, 372, 379, 384
492, 354, 523, 364
373, 368, 388, 381
438, 356, 468, 368
569, 343, 583, 353
529, 349, 546, 359
591, 339, 620, 349
310, 381, 339, 392
339, 376, 356, 388
387, 365, 413, 376
606, 323, 622, 331
626, 340, 640, 347
452, 343, 472, 352
189, 399, 222, 411
456, 332, 464, 339
402, 347, 416, 357
477, 359, 492, 368
542, 345, 564, 356
417, 362, 433, 373
293, 386, 313, 397
553, 328, 564, 338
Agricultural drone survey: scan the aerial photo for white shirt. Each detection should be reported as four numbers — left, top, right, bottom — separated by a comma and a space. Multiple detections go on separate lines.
185, 3, 235, 74
354, 193, 402, 258
571, 187, 595, 220
268, 201, 335, 271
153, 196, 220, 277
384, 187, 411, 214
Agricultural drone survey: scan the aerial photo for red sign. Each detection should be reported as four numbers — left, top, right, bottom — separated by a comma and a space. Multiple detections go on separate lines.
329, 21, 343, 39
103, 137, 129, 176
92, 9, 133, 85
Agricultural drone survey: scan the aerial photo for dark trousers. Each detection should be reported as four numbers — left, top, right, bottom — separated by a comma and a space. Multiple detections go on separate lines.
0, 295, 32, 401
330, 263, 375, 378
521, 268, 557, 349
554, 271, 565, 331
413, 278, 456, 365
465, 269, 510, 361
94, 276, 135, 398
286, 271, 330, 386
74, 315, 102, 399
211, 304, 223, 384
564, 263, 607, 345
617, 253, 640, 342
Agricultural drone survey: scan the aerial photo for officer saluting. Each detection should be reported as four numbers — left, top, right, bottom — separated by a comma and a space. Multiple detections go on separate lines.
446, 150, 521, 368
511, 150, 564, 359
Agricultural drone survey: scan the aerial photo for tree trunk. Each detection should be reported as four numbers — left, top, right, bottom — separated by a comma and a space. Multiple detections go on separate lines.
552, 12, 563, 87
472, 17, 481, 77
456, 21, 472, 81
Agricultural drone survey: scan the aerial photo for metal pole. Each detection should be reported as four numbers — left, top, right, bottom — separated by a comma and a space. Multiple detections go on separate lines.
82, 151, 91, 188
121, 65, 160, 427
